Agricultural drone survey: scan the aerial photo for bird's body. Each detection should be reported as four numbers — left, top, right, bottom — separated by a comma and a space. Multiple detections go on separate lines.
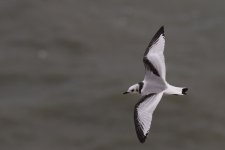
123, 26, 188, 143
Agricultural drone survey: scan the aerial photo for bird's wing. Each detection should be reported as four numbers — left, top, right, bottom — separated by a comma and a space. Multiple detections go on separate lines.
143, 26, 166, 80
134, 92, 163, 143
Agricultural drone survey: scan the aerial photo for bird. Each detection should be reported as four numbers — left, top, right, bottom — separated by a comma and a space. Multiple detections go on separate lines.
123, 26, 188, 143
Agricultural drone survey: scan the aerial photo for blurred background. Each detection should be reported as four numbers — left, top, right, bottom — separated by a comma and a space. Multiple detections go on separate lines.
0, 0, 225, 149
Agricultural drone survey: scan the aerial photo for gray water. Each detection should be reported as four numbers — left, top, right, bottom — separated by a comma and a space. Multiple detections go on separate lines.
0, 0, 225, 149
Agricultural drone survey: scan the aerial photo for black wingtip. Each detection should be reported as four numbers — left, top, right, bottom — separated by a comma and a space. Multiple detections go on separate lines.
157, 26, 164, 36
144, 26, 165, 56
138, 133, 148, 143
135, 124, 147, 143
134, 108, 147, 143
182, 88, 188, 95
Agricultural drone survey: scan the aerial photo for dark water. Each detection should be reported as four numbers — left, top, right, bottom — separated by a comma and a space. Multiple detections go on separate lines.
0, 0, 225, 149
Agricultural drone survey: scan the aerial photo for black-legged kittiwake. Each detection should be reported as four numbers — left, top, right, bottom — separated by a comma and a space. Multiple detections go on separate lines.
123, 26, 188, 143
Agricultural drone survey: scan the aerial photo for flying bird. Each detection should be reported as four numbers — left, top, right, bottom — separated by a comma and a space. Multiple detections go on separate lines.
123, 26, 188, 143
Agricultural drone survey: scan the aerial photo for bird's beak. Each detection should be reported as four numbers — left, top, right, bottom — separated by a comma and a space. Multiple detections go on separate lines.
123, 91, 129, 94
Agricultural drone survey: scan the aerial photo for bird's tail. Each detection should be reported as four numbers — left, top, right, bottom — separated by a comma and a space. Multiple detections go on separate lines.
164, 84, 188, 95
182, 88, 188, 95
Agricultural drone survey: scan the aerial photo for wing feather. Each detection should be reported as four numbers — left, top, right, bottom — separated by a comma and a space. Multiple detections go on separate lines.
134, 92, 163, 143
143, 26, 166, 80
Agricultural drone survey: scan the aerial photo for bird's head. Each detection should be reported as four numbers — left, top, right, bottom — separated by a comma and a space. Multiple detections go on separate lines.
123, 83, 140, 94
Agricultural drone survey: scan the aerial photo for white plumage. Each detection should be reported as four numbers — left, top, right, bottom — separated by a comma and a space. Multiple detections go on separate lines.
123, 26, 188, 143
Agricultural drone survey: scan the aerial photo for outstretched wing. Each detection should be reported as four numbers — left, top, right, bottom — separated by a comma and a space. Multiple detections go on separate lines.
134, 92, 163, 143
143, 26, 166, 80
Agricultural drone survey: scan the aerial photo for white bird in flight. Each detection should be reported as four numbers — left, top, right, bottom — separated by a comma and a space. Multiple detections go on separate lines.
123, 26, 188, 143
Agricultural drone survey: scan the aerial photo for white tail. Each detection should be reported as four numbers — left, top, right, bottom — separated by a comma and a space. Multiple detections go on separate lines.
164, 84, 188, 95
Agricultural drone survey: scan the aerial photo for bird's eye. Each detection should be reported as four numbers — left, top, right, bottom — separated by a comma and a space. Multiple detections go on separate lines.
131, 89, 134, 92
